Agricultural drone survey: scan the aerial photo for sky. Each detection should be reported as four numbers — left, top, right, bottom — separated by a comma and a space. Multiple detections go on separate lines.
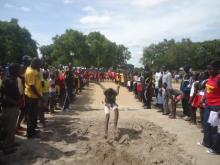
0, 0, 220, 67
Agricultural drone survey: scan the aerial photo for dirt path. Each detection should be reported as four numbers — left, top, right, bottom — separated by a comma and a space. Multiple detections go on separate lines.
1, 82, 219, 165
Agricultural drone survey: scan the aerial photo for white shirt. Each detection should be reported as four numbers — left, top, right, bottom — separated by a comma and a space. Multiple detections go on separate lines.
162, 71, 172, 89
155, 72, 162, 88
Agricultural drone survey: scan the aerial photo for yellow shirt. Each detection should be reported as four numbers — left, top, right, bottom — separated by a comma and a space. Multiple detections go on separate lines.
25, 67, 43, 98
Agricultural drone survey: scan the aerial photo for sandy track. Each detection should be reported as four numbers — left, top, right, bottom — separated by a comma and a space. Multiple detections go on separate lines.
0, 82, 219, 165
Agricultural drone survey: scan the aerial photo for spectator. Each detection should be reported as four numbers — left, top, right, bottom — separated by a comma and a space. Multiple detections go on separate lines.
25, 58, 43, 138
180, 65, 193, 120
0, 63, 21, 154
201, 60, 220, 154
62, 65, 74, 112
162, 66, 173, 115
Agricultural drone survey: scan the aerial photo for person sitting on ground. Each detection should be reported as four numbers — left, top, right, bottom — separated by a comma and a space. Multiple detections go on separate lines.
103, 85, 120, 139
0, 63, 21, 154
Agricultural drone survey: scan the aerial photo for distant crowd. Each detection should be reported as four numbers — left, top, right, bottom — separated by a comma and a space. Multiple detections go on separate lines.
0, 56, 220, 155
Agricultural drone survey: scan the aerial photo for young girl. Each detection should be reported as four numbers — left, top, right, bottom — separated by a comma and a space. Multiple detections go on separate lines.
49, 72, 56, 114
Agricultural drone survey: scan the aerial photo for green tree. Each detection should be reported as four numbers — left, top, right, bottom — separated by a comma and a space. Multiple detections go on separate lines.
0, 18, 37, 65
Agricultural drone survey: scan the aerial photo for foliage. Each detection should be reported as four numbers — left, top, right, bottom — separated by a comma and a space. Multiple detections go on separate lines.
0, 18, 38, 65
40, 31, 131, 68
141, 38, 220, 70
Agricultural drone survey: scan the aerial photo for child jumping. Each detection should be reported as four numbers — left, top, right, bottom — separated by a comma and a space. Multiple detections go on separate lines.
103, 85, 120, 139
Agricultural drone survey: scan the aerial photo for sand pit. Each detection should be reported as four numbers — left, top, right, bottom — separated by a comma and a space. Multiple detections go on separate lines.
0, 115, 194, 165
0, 82, 219, 165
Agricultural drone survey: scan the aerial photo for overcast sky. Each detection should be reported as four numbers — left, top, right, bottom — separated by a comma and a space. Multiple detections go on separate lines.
1, 0, 220, 66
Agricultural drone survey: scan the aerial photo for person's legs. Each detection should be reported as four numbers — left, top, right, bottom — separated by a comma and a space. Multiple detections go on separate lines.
143, 89, 148, 107
191, 107, 197, 124
49, 94, 55, 114
200, 108, 204, 129
163, 90, 170, 114
17, 108, 25, 128
170, 99, 176, 119
146, 96, 152, 109
211, 128, 220, 153
2, 107, 19, 149
26, 97, 38, 138
104, 105, 110, 138
63, 90, 70, 110
202, 107, 212, 147
38, 106, 45, 126
182, 94, 191, 117
114, 108, 119, 130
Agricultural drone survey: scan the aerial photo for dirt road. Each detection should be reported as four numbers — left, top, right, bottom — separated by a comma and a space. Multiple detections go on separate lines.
1, 82, 219, 165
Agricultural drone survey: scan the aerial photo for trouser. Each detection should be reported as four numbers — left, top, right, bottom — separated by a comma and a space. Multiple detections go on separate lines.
202, 106, 212, 147
191, 106, 197, 123
63, 87, 72, 110
143, 89, 152, 108
17, 107, 26, 128
204, 106, 220, 152
211, 128, 220, 153
25, 96, 39, 137
182, 93, 190, 117
2, 107, 19, 148
155, 88, 159, 101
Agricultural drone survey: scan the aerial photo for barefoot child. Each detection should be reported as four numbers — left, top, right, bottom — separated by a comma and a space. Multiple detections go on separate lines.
103, 85, 120, 139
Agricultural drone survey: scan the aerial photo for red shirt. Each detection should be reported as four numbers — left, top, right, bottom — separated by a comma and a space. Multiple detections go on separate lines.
58, 74, 65, 89
206, 74, 220, 106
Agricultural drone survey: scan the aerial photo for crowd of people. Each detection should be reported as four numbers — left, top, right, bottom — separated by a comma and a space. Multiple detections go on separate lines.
0, 56, 114, 154
122, 61, 220, 155
0, 56, 220, 155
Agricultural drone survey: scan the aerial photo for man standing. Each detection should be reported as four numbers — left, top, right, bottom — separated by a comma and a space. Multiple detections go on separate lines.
143, 64, 153, 109
162, 66, 173, 115
25, 58, 43, 138
62, 63, 74, 112
1, 63, 21, 154
180, 65, 192, 120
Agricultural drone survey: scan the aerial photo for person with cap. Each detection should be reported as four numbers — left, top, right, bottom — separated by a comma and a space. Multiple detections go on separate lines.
200, 59, 220, 154
0, 63, 21, 154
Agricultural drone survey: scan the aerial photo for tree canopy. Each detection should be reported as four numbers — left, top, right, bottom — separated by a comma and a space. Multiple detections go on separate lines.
40, 30, 131, 68
0, 18, 38, 65
141, 38, 220, 70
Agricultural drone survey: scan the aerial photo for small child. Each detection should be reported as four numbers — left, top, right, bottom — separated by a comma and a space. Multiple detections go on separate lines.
49, 72, 56, 114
